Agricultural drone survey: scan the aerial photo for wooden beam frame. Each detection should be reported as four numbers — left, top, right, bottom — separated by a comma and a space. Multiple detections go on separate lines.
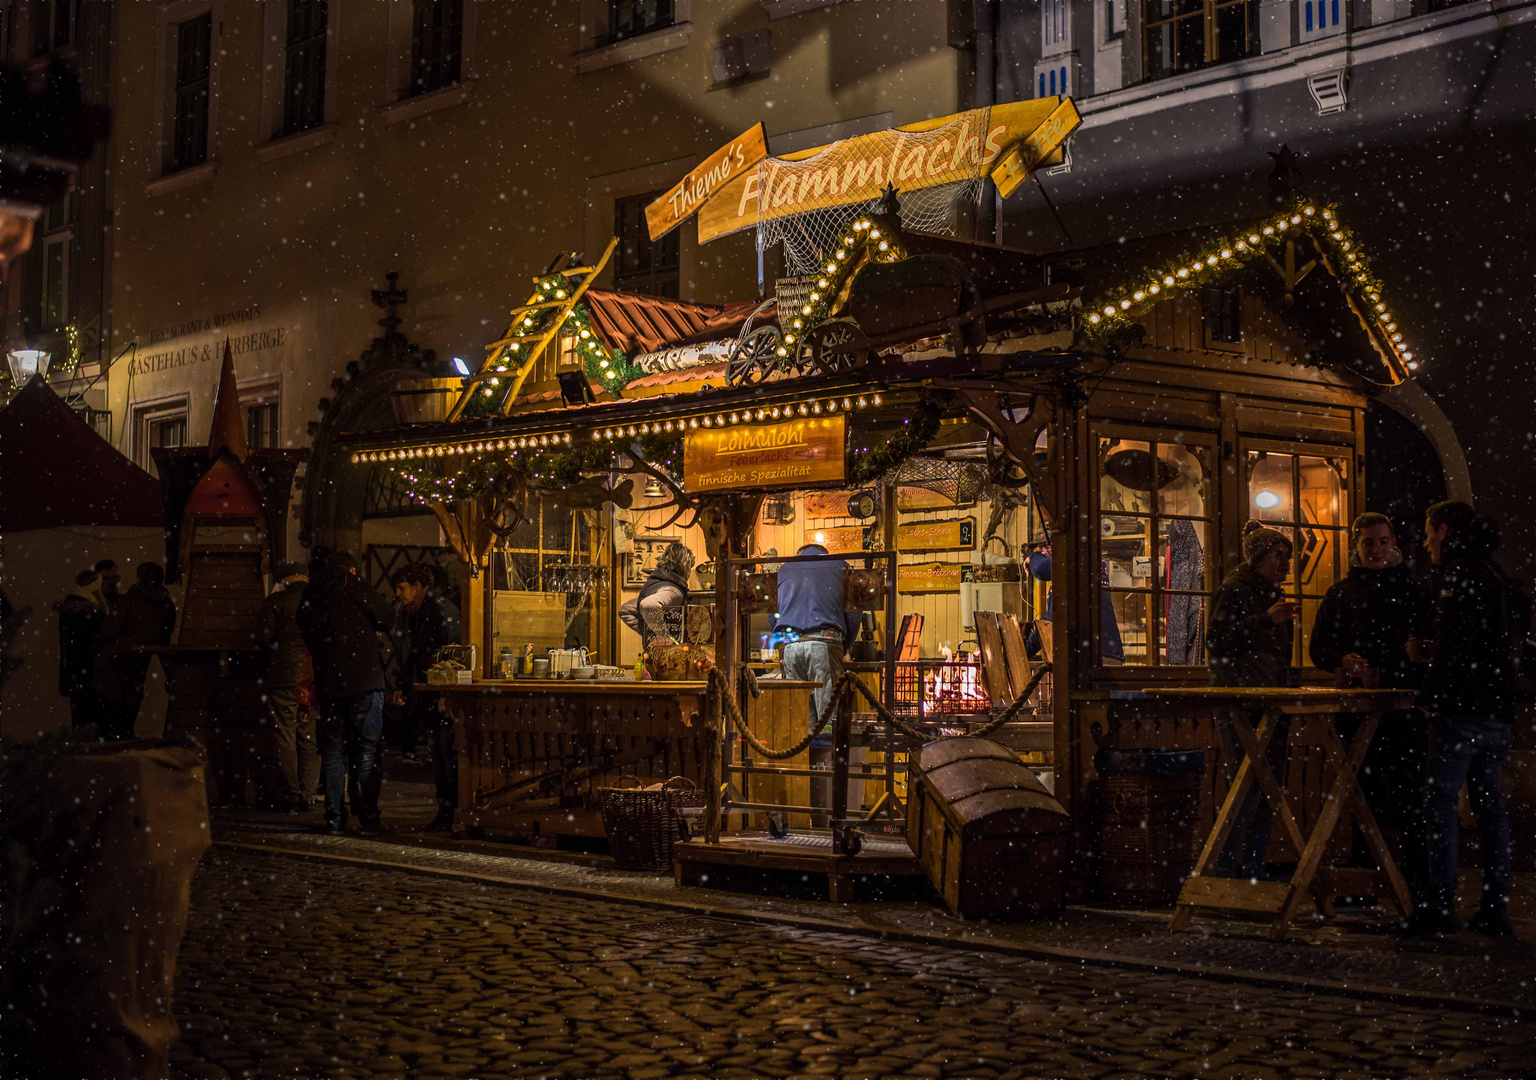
446, 237, 620, 422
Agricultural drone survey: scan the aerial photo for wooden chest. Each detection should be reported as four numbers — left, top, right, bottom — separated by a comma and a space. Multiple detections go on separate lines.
906, 737, 1070, 921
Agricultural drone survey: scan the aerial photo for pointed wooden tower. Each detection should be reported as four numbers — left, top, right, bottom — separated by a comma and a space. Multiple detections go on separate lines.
158, 340, 287, 806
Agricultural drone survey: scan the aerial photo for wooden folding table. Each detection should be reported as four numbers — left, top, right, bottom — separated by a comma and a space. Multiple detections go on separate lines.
1145, 687, 1417, 940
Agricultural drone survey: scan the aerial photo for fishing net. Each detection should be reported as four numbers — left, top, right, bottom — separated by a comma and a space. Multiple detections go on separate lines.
754, 107, 994, 276
887, 457, 989, 504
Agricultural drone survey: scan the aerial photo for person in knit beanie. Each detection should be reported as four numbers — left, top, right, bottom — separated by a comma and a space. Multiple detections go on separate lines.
1204, 520, 1299, 879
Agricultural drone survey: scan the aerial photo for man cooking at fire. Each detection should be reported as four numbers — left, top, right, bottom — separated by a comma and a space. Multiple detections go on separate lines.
774, 542, 861, 825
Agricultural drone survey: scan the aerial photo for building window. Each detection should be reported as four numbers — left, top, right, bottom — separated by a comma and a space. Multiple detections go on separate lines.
171, 13, 212, 172
1095, 430, 1215, 667
601, 0, 674, 47
246, 402, 279, 448
1203, 286, 1241, 344
1107, 0, 1127, 39
38, 194, 72, 332
613, 192, 680, 298
1142, 0, 1258, 80
282, 0, 328, 135
409, 0, 463, 98
152, 415, 187, 450
31, 0, 74, 56
1041, 0, 1068, 48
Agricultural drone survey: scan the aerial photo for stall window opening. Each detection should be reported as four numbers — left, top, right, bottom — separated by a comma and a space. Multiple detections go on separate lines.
614, 191, 680, 298
1203, 285, 1242, 345
1246, 447, 1351, 669
490, 497, 607, 660
1095, 430, 1215, 668
1142, 0, 1259, 81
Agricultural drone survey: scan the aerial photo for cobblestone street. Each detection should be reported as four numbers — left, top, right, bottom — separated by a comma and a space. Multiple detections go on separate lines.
170, 847, 1535, 1080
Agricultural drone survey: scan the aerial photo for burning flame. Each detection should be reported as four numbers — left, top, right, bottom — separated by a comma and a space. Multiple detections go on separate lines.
918, 649, 987, 716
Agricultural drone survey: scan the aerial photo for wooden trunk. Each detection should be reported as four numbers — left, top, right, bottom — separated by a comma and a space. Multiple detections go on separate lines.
906, 737, 1070, 921
443, 681, 713, 841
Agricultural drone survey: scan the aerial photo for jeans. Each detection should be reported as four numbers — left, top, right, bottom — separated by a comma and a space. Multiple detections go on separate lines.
1425, 714, 1512, 914
1214, 710, 1291, 879
780, 637, 845, 745
268, 685, 320, 805
408, 691, 457, 818
1337, 710, 1430, 895
317, 691, 385, 829
782, 638, 848, 826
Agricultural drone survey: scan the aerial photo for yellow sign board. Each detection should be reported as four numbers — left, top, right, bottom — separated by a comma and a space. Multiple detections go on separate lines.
808, 524, 866, 554
990, 98, 1081, 198
696, 100, 1069, 245
646, 122, 768, 242
684, 414, 846, 493
898, 517, 975, 552
897, 562, 968, 594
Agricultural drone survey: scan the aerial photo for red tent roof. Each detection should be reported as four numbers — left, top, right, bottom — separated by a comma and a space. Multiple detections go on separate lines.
0, 376, 165, 531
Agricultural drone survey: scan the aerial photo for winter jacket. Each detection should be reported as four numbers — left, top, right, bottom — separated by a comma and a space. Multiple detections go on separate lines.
391, 588, 462, 690
620, 567, 690, 636
1309, 563, 1432, 688
257, 582, 310, 690
57, 592, 105, 695
1207, 564, 1292, 688
296, 571, 392, 700
92, 583, 178, 702
1420, 521, 1516, 720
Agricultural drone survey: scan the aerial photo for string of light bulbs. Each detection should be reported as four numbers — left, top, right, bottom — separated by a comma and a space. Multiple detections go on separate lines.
1079, 202, 1418, 376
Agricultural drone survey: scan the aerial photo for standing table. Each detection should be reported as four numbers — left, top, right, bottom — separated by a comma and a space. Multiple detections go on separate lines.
1144, 687, 1417, 940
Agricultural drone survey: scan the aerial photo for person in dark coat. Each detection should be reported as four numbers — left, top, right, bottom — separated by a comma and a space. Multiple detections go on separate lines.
389, 564, 462, 829
94, 558, 121, 613
1309, 511, 1434, 900
91, 562, 177, 740
258, 562, 320, 811
1206, 522, 1297, 879
296, 548, 393, 834
1403, 501, 1518, 937
57, 569, 108, 729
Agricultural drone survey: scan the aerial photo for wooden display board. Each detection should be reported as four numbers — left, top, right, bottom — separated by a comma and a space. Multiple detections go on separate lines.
646, 123, 767, 241
683, 415, 845, 493
809, 524, 867, 554
897, 562, 967, 593
897, 516, 975, 552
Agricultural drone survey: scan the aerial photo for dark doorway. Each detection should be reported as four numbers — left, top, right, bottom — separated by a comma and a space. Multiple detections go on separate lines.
1365, 402, 1446, 578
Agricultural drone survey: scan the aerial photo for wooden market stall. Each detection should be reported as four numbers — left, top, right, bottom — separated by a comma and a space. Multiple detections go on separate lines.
339, 107, 1423, 895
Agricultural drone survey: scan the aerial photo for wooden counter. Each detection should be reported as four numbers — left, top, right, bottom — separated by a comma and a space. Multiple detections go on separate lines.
429, 679, 711, 841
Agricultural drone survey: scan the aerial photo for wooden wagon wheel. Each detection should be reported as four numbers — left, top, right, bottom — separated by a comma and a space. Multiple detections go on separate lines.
794, 318, 863, 378
727, 325, 784, 386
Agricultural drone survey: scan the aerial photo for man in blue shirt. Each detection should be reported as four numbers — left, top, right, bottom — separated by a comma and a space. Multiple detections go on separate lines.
1025, 549, 1124, 663
774, 543, 861, 827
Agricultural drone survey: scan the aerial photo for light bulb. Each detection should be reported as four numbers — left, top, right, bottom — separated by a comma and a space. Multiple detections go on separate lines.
1254, 490, 1281, 510
842, 398, 852, 410
872, 394, 882, 406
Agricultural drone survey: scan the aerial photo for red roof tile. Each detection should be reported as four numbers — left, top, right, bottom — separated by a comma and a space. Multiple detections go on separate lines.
582, 290, 725, 357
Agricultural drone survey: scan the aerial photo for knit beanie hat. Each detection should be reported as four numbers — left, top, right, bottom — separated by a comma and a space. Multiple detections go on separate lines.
1242, 520, 1291, 564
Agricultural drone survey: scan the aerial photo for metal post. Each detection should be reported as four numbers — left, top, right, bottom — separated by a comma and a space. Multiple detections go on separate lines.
832, 677, 853, 854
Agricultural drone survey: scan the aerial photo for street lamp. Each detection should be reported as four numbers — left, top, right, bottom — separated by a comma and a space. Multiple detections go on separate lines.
7, 347, 50, 384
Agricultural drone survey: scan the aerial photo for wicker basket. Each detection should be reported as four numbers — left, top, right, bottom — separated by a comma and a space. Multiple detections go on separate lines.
598, 777, 705, 871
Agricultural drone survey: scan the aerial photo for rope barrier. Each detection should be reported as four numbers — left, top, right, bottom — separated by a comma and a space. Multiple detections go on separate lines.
709, 666, 853, 760
708, 661, 1053, 756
